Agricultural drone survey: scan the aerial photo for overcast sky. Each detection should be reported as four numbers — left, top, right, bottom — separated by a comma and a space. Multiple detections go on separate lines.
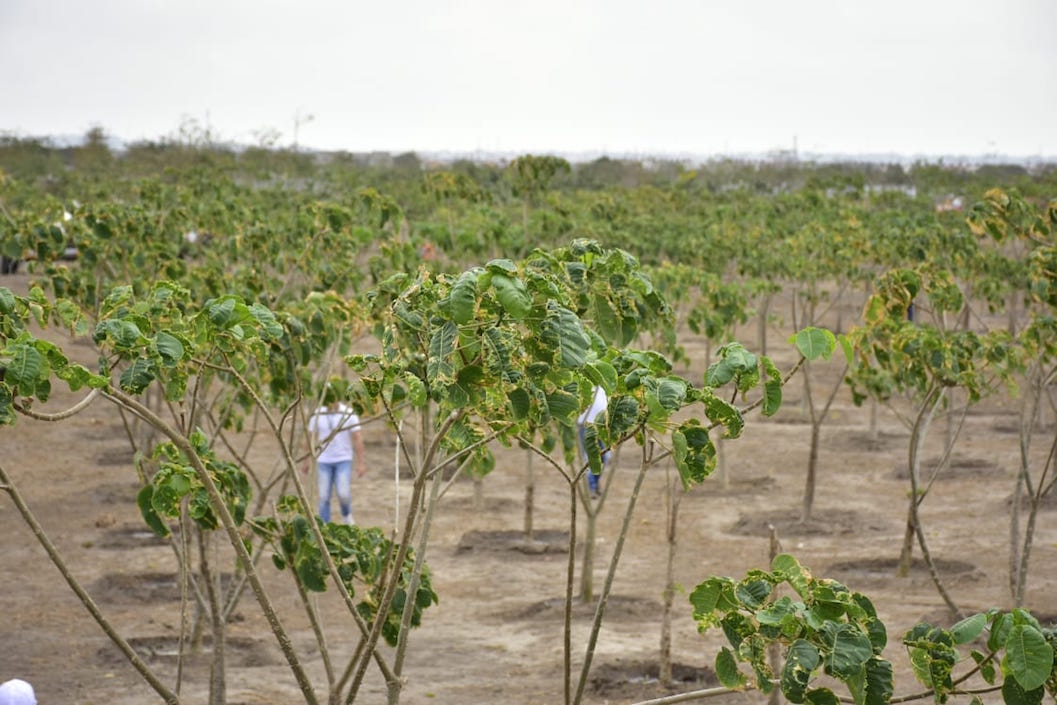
2, 0, 1055, 159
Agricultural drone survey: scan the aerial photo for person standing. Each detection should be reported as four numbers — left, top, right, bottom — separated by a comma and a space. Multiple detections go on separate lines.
305, 394, 367, 525
577, 385, 610, 499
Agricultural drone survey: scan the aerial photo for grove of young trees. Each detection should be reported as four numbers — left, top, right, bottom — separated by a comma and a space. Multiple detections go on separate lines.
2, 135, 1056, 705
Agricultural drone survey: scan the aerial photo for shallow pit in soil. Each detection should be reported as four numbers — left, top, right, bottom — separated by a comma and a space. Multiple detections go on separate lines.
726, 508, 889, 538
97, 635, 280, 668
589, 658, 722, 701
92, 571, 235, 603
96, 525, 172, 549
891, 455, 1004, 480
456, 529, 569, 555
507, 594, 662, 622
826, 556, 981, 584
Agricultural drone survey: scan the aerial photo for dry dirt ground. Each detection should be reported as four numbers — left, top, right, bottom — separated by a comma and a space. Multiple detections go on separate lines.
2, 269, 1056, 705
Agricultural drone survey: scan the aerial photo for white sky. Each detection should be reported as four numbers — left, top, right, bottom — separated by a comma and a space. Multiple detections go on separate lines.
2, 0, 1055, 158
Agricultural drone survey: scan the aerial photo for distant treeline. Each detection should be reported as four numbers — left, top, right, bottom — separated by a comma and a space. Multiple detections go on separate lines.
2, 129, 1055, 202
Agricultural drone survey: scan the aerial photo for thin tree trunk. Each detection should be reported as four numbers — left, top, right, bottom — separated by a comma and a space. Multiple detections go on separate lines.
199, 532, 226, 705
1010, 379, 1037, 603
579, 490, 598, 602
800, 423, 821, 524
659, 468, 682, 687
524, 448, 535, 541
767, 524, 782, 705
1009, 469, 1024, 603
897, 387, 940, 577
715, 436, 728, 490
869, 397, 879, 446
758, 292, 772, 356
564, 481, 577, 705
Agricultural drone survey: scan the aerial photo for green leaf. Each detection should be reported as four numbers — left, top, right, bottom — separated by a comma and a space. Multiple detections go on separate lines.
491, 273, 531, 320
449, 269, 478, 324
761, 356, 783, 417
545, 388, 580, 422
838, 334, 854, 365
757, 596, 797, 626
583, 359, 618, 391
990, 613, 1013, 651
735, 577, 772, 609
508, 388, 530, 420
772, 554, 811, 600
706, 342, 758, 388
120, 357, 157, 394
248, 303, 284, 340
5, 344, 44, 395
782, 639, 820, 703
207, 297, 238, 328
136, 485, 171, 537
689, 577, 738, 619
793, 327, 837, 361
402, 372, 427, 406
97, 319, 144, 349
606, 395, 640, 438
427, 321, 458, 386
826, 624, 873, 679
950, 613, 988, 645
863, 657, 893, 705
295, 545, 327, 593
1005, 624, 1054, 691
715, 647, 747, 689
804, 687, 840, 705
672, 420, 716, 489
1001, 677, 1045, 705
656, 377, 688, 412
154, 332, 184, 367
0, 384, 15, 425
582, 423, 604, 476
592, 296, 633, 346
541, 302, 590, 368
0, 287, 14, 314
971, 649, 997, 684
485, 258, 518, 275
704, 394, 744, 439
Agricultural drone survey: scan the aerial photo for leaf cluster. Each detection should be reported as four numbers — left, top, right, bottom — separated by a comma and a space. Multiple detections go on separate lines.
253, 497, 438, 647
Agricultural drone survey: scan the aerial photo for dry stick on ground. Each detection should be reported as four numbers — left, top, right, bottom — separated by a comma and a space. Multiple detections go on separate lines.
0, 462, 182, 705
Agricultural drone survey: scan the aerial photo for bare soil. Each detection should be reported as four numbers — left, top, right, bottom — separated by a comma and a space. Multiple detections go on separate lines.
2, 269, 1056, 705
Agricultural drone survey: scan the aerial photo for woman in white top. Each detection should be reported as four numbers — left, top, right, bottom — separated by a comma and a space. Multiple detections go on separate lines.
306, 401, 367, 524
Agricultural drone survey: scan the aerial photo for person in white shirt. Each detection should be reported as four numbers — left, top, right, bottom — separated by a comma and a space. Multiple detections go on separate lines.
306, 399, 367, 524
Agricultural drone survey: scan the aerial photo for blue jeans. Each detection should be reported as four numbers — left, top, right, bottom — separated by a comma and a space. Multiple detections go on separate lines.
317, 460, 352, 523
